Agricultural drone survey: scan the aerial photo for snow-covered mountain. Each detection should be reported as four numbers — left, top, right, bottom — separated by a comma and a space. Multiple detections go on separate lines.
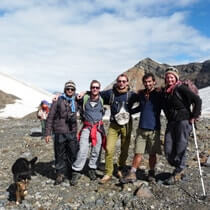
0, 72, 53, 119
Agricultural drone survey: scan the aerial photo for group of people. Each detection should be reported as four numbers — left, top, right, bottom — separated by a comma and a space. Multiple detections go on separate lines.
42, 67, 202, 186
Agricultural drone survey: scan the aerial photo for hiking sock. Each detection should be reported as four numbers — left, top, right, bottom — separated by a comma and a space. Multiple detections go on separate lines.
130, 167, 137, 173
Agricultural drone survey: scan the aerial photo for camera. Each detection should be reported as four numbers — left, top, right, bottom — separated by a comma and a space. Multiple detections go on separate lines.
66, 112, 77, 125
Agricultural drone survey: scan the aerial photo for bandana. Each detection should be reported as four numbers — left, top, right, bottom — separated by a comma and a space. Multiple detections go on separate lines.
165, 81, 182, 94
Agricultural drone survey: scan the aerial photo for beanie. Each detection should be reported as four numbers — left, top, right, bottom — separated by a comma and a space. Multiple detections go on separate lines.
64, 80, 76, 90
165, 67, 179, 80
41, 100, 49, 106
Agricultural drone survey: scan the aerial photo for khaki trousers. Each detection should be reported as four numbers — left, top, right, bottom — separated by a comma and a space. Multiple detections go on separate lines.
105, 120, 132, 176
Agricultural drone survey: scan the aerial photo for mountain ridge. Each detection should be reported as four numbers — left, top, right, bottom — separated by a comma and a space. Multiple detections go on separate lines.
105, 58, 210, 91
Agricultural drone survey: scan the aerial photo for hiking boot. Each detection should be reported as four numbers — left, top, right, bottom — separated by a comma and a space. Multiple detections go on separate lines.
70, 171, 81, 186
99, 175, 112, 184
120, 171, 137, 184
88, 169, 97, 180
164, 174, 175, 185
147, 170, 156, 182
174, 170, 185, 182
54, 174, 65, 185
116, 166, 128, 178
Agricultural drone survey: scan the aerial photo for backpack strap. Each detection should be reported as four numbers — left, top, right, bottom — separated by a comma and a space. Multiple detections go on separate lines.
55, 97, 62, 119
109, 89, 131, 105
126, 91, 131, 105
108, 90, 115, 105
174, 85, 183, 102
83, 94, 90, 112
173, 86, 191, 113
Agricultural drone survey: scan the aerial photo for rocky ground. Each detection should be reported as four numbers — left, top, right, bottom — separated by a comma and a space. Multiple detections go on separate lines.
0, 115, 209, 210
0, 90, 18, 110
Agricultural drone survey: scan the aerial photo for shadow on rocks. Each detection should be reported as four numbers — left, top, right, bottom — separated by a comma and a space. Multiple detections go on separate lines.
35, 161, 56, 180
155, 172, 171, 184
7, 183, 16, 202
136, 169, 147, 180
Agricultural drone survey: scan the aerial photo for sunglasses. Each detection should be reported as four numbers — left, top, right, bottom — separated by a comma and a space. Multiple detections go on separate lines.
117, 80, 127, 83
66, 87, 75, 91
91, 86, 100, 89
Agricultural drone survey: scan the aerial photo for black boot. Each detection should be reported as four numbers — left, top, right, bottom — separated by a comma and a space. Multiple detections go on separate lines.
54, 174, 65, 185
147, 169, 156, 182
70, 171, 81, 186
88, 169, 97, 180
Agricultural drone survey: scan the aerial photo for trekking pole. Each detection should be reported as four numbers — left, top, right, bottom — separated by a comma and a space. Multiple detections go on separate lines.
192, 122, 206, 199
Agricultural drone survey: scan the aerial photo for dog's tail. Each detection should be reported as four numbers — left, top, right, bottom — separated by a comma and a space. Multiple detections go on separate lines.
29, 157, 38, 165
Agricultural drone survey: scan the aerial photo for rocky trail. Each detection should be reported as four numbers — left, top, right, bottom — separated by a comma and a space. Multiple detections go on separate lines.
0, 116, 209, 210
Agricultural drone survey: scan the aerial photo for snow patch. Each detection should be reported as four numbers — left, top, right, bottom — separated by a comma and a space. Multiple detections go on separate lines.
0, 72, 53, 118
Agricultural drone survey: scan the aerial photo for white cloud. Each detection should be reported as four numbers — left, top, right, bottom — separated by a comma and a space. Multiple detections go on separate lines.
0, 0, 209, 92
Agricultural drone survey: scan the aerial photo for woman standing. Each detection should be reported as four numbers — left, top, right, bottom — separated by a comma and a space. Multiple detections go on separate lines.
163, 67, 202, 185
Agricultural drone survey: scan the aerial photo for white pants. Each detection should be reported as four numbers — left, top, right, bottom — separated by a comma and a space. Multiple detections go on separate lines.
72, 128, 102, 171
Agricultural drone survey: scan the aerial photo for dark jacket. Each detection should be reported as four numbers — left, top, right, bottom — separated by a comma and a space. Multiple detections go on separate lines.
100, 85, 138, 122
163, 84, 202, 122
45, 96, 78, 136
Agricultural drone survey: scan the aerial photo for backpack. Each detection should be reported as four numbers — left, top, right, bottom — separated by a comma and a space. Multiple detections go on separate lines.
181, 79, 198, 95
174, 79, 199, 114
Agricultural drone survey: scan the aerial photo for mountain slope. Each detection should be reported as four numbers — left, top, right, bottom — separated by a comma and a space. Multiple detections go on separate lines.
105, 58, 210, 91
0, 72, 53, 118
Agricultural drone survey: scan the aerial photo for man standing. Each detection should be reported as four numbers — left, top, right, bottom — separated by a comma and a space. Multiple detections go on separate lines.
121, 73, 162, 183
70, 80, 106, 186
45, 80, 79, 185
99, 74, 137, 184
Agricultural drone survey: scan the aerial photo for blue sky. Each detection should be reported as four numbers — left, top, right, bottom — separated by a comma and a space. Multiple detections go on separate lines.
187, 1, 210, 36
0, 0, 209, 92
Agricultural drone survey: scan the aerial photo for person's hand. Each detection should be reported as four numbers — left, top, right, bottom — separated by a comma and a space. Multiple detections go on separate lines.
190, 118, 195, 124
52, 94, 60, 102
45, 136, 51, 143
77, 91, 86, 100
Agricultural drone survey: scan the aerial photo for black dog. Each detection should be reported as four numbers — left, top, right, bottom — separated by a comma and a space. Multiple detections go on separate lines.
12, 157, 38, 182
